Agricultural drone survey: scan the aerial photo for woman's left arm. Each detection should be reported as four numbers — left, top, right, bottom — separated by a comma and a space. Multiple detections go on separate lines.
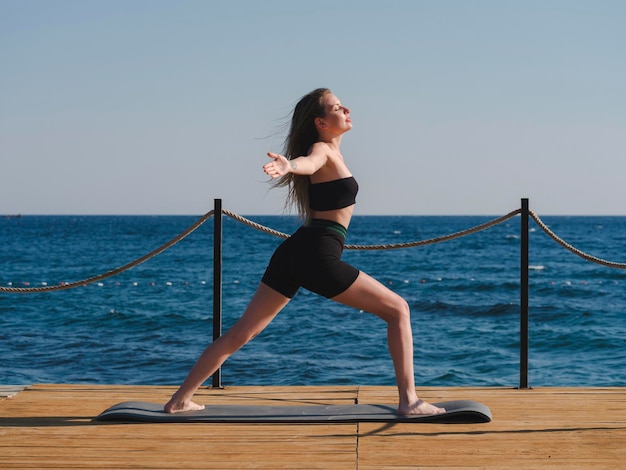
263, 145, 327, 178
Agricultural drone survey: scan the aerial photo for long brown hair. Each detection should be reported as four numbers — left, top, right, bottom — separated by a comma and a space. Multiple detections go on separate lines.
272, 88, 330, 221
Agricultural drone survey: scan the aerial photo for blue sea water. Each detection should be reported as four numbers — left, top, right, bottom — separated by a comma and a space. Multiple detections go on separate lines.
1, 214, 625, 388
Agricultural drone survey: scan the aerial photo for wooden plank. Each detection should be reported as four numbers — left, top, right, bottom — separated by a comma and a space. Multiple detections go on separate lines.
0, 385, 28, 398
1, 385, 625, 469
0, 385, 358, 469
356, 386, 626, 469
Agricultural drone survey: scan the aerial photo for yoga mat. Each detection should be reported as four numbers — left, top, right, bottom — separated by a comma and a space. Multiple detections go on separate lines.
96, 400, 492, 424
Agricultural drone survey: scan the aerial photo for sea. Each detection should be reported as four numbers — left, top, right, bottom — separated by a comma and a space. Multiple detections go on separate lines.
1, 214, 625, 388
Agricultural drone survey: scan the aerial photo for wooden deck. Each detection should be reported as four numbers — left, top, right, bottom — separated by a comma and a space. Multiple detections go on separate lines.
1, 384, 624, 469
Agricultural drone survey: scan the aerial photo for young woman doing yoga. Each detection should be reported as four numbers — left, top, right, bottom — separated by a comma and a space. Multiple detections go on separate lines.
165, 88, 444, 416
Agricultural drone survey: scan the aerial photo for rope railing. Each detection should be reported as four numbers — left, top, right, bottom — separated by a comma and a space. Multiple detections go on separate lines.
0, 210, 215, 294
222, 210, 290, 239
4, 199, 626, 390
226, 209, 523, 250
2, 205, 626, 295
530, 211, 626, 269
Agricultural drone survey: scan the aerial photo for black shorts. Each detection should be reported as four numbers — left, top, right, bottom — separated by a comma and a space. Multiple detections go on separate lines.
261, 219, 360, 299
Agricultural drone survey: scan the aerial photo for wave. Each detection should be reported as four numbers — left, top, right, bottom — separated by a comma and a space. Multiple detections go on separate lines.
412, 300, 518, 317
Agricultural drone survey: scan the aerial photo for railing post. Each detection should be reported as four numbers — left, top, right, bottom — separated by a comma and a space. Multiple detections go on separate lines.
519, 198, 530, 389
212, 198, 223, 388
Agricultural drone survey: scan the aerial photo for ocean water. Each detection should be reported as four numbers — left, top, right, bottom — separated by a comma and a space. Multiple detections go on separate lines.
1, 214, 625, 388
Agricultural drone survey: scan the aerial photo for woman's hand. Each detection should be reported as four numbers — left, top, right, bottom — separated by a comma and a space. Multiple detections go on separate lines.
263, 152, 292, 179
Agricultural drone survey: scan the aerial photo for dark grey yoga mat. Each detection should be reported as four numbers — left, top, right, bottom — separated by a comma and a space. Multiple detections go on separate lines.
95, 400, 492, 424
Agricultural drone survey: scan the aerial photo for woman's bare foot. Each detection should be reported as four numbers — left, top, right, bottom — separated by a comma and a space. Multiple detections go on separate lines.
398, 399, 446, 416
164, 394, 205, 413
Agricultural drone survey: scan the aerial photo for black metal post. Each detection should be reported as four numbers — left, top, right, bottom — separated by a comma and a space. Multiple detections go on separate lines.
212, 198, 223, 388
519, 198, 530, 389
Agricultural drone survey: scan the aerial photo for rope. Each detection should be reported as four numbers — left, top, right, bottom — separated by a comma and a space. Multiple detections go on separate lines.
223, 210, 290, 239
4, 207, 626, 294
0, 210, 215, 294
225, 209, 522, 250
346, 210, 521, 250
530, 211, 626, 269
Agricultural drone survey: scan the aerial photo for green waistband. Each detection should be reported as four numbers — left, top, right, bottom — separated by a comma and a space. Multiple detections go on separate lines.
307, 219, 348, 238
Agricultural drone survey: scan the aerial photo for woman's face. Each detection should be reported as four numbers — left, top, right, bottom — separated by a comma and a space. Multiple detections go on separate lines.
319, 93, 352, 134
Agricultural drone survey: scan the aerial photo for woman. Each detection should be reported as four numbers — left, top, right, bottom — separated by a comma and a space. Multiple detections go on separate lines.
165, 88, 444, 416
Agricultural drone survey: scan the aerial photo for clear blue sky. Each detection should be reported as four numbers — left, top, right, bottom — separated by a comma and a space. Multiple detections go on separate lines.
1, 0, 624, 215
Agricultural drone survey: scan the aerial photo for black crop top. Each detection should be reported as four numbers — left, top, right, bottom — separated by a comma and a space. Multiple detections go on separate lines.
309, 176, 359, 211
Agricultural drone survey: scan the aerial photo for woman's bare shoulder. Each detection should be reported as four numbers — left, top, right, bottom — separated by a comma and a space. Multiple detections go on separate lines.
309, 141, 331, 154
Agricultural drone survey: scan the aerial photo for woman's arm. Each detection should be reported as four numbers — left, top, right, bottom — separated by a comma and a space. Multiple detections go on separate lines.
263, 144, 328, 179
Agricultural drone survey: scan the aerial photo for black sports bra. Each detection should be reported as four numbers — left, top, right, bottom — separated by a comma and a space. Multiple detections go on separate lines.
309, 176, 358, 211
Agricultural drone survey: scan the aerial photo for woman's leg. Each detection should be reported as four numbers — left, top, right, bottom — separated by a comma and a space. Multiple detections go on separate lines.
332, 271, 445, 415
165, 282, 290, 413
